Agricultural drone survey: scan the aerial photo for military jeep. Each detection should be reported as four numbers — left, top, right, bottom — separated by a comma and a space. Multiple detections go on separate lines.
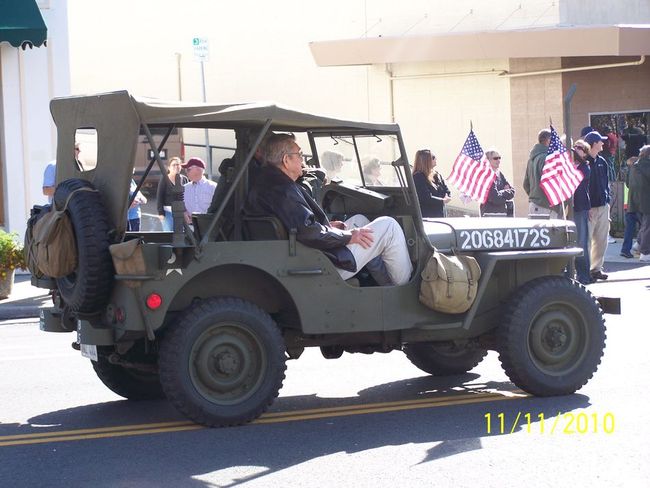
32, 91, 618, 427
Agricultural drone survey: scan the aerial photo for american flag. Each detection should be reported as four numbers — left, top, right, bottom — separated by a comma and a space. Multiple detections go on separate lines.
540, 125, 584, 207
447, 130, 496, 204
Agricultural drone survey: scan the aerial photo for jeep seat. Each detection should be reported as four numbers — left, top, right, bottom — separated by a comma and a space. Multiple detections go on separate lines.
242, 215, 288, 240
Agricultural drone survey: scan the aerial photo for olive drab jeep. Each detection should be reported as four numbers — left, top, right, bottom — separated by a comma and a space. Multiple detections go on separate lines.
30, 91, 620, 427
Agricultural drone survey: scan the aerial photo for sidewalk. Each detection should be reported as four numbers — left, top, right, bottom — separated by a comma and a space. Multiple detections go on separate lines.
0, 273, 51, 320
1, 239, 648, 321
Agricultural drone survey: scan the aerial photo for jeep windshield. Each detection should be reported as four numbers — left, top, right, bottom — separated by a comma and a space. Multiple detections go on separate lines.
311, 133, 406, 188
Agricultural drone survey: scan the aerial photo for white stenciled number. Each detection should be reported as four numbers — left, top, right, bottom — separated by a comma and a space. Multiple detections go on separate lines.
493, 230, 504, 248
517, 229, 528, 247
471, 230, 483, 248
539, 228, 551, 246
529, 229, 540, 247
504, 229, 514, 247
460, 231, 471, 249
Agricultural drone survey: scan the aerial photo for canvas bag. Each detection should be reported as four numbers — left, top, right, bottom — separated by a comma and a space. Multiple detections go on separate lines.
109, 239, 145, 288
24, 205, 50, 279
419, 250, 481, 314
29, 187, 95, 278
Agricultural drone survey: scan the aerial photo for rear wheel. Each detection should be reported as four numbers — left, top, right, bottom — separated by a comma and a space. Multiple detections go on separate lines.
158, 297, 286, 427
404, 342, 487, 375
497, 276, 606, 396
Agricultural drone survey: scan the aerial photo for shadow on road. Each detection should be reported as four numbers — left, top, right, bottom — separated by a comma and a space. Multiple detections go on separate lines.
1, 374, 591, 487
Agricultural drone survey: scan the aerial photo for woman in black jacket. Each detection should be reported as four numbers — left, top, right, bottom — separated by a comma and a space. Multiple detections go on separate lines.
156, 157, 188, 231
412, 149, 451, 218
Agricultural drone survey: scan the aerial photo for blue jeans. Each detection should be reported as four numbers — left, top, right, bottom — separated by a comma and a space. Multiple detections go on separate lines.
621, 211, 640, 253
162, 210, 173, 231
573, 210, 591, 284
127, 218, 141, 231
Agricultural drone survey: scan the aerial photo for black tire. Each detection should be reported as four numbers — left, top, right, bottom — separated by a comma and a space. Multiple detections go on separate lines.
497, 276, 606, 396
92, 356, 165, 401
404, 342, 488, 375
158, 297, 287, 427
53, 179, 114, 313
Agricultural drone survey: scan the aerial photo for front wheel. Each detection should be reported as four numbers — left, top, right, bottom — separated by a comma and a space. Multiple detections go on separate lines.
497, 277, 606, 396
92, 350, 164, 401
158, 297, 286, 427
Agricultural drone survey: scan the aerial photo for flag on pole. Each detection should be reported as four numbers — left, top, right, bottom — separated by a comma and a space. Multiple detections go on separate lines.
447, 130, 496, 204
540, 125, 584, 206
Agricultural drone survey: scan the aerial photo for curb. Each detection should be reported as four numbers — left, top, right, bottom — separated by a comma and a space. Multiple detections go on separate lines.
0, 306, 41, 321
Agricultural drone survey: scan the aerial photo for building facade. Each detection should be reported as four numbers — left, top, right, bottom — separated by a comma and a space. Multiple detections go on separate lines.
0, 0, 70, 235
1, 0, 649, 236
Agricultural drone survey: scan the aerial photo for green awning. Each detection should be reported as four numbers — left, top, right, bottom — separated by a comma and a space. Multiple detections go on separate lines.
0, 0, 47, 48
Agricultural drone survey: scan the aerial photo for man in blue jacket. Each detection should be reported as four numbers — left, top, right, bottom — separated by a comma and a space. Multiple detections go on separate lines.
584, 131, 610, 281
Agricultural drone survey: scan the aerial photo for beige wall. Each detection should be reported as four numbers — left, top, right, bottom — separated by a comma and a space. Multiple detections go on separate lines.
387, 59, 512, 213
508, 58, 564, 216
61, 0, 650, 221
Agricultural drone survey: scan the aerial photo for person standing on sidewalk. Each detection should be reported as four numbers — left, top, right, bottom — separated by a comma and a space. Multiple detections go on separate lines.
585, 131, 611, 280
524, 129, 561, 218
621, 156, 641, 258
629, 145, 650, 262
571, 140, 592, 284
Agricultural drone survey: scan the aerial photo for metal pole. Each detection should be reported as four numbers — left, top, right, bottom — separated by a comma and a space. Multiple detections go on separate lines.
563, 83, 577, 278
175, 52, 182, 101
200, 60, 212, 179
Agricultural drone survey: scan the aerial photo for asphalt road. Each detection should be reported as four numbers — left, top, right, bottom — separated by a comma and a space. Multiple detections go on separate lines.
1, 267, 648, 487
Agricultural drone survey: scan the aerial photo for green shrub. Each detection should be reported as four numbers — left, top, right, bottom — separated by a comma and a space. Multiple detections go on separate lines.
0, 229, 26, 279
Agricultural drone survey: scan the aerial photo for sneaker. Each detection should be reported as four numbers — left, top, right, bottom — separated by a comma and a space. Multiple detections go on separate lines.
640, 253, 650, 262
620, 251, 634, 259
590, 270, 609, 281
632, 242, 640, 254
607, 236, 617, 244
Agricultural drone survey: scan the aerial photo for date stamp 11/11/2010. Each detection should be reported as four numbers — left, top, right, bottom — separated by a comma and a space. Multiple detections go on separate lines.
484, 412, 615, 435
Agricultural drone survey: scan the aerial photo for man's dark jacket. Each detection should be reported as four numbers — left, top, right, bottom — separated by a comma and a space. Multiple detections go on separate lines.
245, 165, 356, 272
628, 155, 650, 214
587, 153, 610, 208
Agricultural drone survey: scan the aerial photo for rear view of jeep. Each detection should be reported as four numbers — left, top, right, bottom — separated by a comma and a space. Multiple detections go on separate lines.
27, 91, 616, 427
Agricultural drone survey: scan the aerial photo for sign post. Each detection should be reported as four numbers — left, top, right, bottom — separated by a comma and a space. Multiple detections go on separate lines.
192, 37, 212, 177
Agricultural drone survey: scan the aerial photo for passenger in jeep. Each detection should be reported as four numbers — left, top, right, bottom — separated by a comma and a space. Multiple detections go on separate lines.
246, 133, 413, 285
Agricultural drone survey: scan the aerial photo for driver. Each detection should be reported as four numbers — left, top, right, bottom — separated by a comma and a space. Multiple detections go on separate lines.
246, 133, 412, 285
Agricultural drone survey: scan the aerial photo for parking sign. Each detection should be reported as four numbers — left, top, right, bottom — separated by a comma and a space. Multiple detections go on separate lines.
192, 37, 209, 62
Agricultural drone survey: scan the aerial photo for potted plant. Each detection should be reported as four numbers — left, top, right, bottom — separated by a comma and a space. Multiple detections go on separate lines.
0, 229, 26, 299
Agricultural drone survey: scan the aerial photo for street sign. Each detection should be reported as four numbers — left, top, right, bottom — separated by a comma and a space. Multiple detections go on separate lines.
192, 37, 209, 62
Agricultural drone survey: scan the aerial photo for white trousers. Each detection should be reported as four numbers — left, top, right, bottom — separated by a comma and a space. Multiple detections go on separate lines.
589, 204, 610, 272
337, 215, 413, 285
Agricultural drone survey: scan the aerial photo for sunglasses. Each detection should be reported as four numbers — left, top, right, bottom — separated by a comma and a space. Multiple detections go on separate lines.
492, 156, 501, 160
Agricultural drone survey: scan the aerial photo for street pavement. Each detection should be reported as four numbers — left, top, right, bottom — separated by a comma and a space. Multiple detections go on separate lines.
1, 236, 647, 321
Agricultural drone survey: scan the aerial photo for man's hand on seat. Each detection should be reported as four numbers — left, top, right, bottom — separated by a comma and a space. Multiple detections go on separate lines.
330, 220, 347, 230
349, 227, 374, 249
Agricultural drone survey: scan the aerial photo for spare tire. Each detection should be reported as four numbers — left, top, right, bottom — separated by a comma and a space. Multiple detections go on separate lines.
53, 179, 114, 313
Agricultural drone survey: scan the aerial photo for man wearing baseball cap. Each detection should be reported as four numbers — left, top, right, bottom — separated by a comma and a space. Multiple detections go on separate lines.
182, 157, 217, 222
584, 131, 610, 281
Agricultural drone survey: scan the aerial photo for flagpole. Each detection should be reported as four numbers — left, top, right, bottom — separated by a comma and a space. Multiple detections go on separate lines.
563, 84, 578, 280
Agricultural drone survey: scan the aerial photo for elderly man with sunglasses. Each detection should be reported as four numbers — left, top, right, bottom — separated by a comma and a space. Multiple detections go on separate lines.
245, 133, 412, 286
480, 149, 515, 217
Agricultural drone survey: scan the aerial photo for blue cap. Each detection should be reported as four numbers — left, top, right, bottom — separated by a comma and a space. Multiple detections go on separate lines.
584, 131, 607, 146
